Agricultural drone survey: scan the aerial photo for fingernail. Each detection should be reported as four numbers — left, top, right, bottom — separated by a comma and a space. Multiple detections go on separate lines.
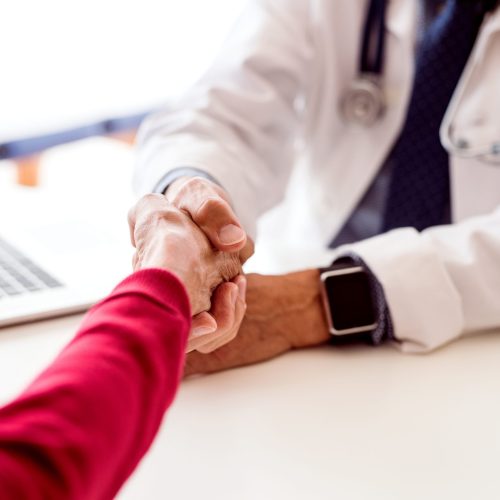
230, 284, 238, 305
237, 276, 246, 300
192, 325, 216, 338
219, 224, 245, 245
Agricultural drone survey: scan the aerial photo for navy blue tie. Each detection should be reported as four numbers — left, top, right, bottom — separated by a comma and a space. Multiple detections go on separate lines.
382, 0, 488, 232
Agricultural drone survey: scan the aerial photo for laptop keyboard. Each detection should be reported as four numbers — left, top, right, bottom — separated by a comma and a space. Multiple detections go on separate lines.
0, 237, 62, 299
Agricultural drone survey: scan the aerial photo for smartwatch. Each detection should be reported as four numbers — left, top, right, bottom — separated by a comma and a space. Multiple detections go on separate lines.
319, 259, 378, 338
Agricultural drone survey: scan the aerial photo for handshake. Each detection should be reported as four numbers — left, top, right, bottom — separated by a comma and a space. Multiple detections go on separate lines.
128, 177, 254, 354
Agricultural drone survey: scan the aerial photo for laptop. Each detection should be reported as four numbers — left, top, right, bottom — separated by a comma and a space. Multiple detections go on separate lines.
0, 219, 132, 328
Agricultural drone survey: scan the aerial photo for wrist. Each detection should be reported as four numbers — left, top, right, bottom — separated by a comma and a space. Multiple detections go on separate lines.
289, 269, 330, 348
259, 270, 329, 349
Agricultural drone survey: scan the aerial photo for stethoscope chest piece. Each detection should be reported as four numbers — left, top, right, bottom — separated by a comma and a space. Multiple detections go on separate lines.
340, 75, 385, 127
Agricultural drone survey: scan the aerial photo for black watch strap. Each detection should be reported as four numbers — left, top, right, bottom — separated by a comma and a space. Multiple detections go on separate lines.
320, 254, 395, 346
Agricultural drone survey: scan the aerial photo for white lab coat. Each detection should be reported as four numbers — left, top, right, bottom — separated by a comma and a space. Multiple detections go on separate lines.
134, 0, 500, 353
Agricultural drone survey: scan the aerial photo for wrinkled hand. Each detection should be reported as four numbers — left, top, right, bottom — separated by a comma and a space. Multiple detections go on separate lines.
165, 176, 254, 351
166, 176, 254, 260
184, 270, 330, 376
187, 275, 247, 354
129, 194, 245, 318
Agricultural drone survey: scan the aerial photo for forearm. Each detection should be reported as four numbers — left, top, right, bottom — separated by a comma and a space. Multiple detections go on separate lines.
262, 269, 330, 350
0, 269, 190, 500
185, 270, 329, 376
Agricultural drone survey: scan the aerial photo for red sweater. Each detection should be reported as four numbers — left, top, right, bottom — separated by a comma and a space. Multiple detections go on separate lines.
0, 269, 191, 499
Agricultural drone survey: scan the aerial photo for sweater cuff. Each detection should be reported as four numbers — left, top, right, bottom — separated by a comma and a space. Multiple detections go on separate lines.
109, 268, 192, 320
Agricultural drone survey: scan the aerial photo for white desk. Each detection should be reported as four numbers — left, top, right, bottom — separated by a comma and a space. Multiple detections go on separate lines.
1, 314, 499, 500
1, 141, 500, 499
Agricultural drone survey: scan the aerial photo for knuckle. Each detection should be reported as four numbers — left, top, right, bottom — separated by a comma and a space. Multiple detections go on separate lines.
183, 176, 206, 191
134, 207, 186, 246
143, 192, 163, 203
160, 206, 184, 224
139, 192, 164, 209
134, 193, 167, 220
146, 205, 183, 227
172, 177, 205, 203
217, 253, 242, 281
239, 238, 255, 264
169, 177, 208, 210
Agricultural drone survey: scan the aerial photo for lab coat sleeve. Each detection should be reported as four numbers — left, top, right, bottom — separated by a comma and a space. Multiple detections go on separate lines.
133, 0, 314, 239
339, 207, 500, 353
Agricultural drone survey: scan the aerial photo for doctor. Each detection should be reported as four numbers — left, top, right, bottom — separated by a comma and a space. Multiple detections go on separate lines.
134, 0, 500, 373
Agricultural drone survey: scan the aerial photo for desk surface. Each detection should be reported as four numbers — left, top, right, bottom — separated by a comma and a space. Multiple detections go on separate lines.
1, 314, 499, 500
1, 142, 499, 499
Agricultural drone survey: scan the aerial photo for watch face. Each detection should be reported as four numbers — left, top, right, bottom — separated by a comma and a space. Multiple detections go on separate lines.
323, 269, 377, 332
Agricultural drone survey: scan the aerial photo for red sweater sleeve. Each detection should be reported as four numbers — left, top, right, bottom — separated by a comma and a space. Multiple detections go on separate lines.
0, 268, 191, 500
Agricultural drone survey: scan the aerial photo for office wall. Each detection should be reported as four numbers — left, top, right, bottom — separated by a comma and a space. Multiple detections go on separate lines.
0, 0, 246, 141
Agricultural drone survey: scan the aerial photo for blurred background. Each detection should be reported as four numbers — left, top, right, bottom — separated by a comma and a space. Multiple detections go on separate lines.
1, 0, 245, 140
1, 0, 329, 310
0, 0, 257, 278
1, 0, 313, 276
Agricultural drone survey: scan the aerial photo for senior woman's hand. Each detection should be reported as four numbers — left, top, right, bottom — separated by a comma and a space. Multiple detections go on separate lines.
128, 194, 246, 352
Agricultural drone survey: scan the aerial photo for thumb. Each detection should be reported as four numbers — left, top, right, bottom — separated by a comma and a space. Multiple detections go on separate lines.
186, 312, 218, 353
193, 197, 247, 252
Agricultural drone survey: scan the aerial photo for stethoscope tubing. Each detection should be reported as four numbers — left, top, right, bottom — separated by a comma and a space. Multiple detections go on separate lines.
360, 0, 388, 76
347, 0, 500, 164
339, 0, 388, 126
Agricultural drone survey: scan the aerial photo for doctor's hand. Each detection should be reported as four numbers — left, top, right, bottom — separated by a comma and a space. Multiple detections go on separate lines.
164, 176, 253, 352
128, 194, 246, 352
184, 270, 330, 376
165, 176, 254, 262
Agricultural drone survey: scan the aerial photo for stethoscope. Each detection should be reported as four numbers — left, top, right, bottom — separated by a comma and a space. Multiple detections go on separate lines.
341, 0, 500, 164
340, 0, 388, 127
